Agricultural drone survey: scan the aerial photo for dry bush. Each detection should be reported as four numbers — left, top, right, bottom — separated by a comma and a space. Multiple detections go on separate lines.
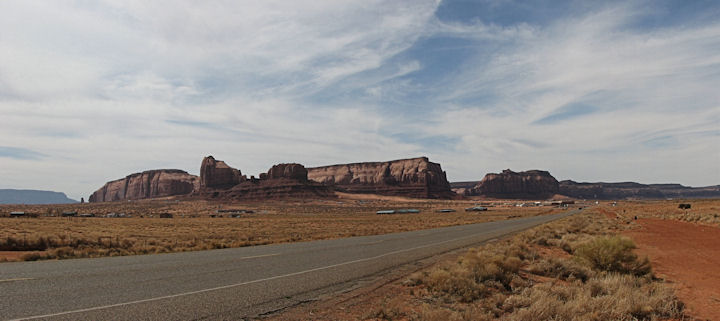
573, 236, 652, 276
503, 274, 683, 321
398, 209, 683, 321
364, 297, 408, 320
414, 247, 526, 303
527, 257, 592, 282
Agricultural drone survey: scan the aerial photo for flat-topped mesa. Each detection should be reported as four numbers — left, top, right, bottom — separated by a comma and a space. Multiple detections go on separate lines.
306, 157, 454, 199
89, 169, 198, 202
199, 156, 244, 189
471, 169, 559, 199
557, 180, 720, 199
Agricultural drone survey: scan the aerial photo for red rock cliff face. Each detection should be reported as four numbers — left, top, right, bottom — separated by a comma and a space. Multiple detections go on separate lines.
199, 156, 244, 189
471, 169, 559, 199
199, 161, 333, 199
306, 157, 453, 199
266, 163, 308, 181
89, 170, 198, 202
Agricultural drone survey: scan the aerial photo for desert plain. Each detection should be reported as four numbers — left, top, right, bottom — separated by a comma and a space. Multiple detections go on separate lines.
2, 196, 720, 320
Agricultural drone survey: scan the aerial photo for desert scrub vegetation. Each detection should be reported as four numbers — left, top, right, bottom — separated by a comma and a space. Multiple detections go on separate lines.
609, 199, 720, 226
573, 236, 651, 276
377, 210, 684, 321
0, 199, 560, 261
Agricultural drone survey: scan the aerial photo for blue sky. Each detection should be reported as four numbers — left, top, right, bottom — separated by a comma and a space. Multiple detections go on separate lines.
1, 0, 719, 200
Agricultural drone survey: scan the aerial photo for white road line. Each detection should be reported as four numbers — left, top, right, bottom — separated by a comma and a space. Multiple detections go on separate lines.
239, 253, 280, 260
361, 240, 385, 245
11, 213, 573, 321
0, 278, 35, 283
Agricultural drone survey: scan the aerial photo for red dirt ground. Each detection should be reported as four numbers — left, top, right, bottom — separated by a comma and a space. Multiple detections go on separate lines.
624, 218, 720, 321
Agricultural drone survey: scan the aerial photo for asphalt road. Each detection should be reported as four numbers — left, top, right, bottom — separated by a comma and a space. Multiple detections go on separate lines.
0, 209, 580, 320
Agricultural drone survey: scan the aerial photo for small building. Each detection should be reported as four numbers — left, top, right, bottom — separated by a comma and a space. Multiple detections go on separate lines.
78, 213, 95, 218
10, 211, 26, 217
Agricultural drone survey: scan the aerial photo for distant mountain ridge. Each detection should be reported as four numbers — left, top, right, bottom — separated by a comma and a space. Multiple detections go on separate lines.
452, 177, 720, 200
558, 180, 720, 199
0, 189, 77, 204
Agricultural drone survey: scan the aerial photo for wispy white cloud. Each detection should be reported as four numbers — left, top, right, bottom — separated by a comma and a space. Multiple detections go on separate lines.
418, 3, 720, 185
0, 0, 718, 199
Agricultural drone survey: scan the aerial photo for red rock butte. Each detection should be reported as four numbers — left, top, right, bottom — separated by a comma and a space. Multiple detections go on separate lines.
306, 157, 454, 199
88, 156, 456, 202
196, 157, 332, 200
89, 169, 198, 202
460, 169, 560, 199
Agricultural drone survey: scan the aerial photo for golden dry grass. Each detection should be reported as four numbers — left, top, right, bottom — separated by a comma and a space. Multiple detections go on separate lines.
0, 198, 564, 261
354, 208, 685, 321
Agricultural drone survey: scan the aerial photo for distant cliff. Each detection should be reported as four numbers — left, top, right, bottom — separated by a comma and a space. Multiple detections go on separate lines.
89, 169, 198, 202
457, 169, 559, 199
196, 157, 332, 199
306, 157, 454, 199
0, 189, 77, 204
559, 180, 720, 199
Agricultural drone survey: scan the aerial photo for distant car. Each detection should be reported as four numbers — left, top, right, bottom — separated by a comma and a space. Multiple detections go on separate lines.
465, 206, 488, 212
436, 209, 456, 213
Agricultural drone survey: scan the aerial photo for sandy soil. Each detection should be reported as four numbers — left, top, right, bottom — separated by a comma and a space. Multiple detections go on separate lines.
0, 251, 41, 261
625, 218, 720, 321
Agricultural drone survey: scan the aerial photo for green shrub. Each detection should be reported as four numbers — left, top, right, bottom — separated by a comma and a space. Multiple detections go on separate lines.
574, 236, 652, 276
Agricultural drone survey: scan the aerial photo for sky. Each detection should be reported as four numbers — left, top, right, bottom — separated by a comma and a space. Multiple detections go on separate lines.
1, 0, 719, 200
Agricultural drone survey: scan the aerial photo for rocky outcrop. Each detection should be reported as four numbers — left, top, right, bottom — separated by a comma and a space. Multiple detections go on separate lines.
559, 180, 720, 199
464, 169, 559, 199
266, 163, 308, 181
306, 157, 454, 199
199, 156, 244, 189
89, 170, 198, 202
199, 161, 332, 199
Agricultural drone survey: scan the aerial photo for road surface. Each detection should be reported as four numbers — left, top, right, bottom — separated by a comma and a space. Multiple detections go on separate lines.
0, 209, 580, 320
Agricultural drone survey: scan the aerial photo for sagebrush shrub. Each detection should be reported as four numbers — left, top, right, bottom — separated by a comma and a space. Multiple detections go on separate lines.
573, 236, 651, 276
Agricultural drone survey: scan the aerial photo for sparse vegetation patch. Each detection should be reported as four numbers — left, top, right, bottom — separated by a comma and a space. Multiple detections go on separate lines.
354, 209, 684, 321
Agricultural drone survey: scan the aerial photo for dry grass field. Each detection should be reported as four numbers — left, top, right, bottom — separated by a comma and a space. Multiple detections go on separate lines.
0, 195, 566, 262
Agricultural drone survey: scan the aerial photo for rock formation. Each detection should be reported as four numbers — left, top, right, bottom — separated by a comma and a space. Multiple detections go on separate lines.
199, 156, 244, 189
462, 169, 559, 199
306, 157, 454, 199
89, 170, 198, 202
559, 180, 720, 199
266, 163, 308, 181
198, 161, 332, 199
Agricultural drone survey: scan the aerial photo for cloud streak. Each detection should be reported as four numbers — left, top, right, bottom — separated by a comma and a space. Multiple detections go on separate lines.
0, 0, 718, 199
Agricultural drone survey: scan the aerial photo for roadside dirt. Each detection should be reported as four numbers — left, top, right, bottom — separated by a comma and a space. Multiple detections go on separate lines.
0, 251, 45, 262
262, 245, 468, 321
624, 218, 720, 321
